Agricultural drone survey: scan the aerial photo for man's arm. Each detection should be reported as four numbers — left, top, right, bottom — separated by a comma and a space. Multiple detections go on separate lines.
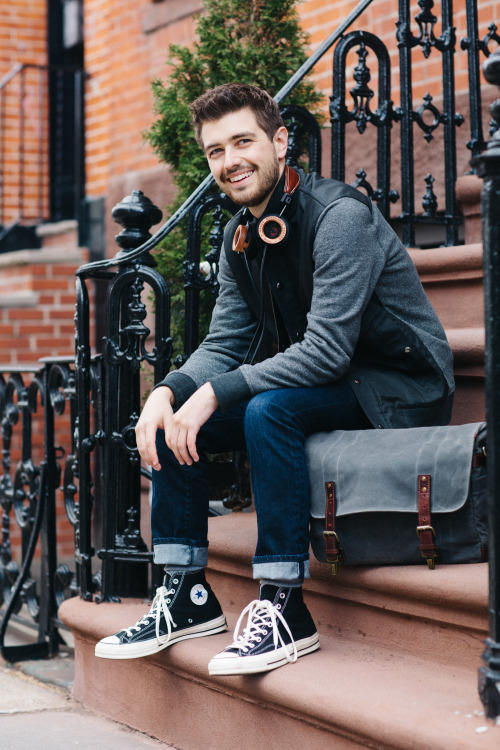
156, 241, 258, 409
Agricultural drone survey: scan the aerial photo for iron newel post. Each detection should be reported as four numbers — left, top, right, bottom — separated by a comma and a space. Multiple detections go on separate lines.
473, 46, 500, 719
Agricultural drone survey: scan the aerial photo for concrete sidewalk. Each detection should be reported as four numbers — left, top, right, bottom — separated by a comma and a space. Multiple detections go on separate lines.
0, 658, 176, 750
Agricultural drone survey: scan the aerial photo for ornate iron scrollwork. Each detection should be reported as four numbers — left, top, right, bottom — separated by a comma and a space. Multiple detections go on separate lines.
331, 30, 397, 221
280, 104, 322, 173
422, 173, 438, 216
351, 169, 399, 206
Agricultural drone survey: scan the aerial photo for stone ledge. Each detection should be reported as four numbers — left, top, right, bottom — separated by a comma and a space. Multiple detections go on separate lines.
0, 247, 87, 269
447, 327, 485, 365
36, 220, 78, 238
408, 243, 483, 282
142, 0, 202, 34
0, 290, 38, 308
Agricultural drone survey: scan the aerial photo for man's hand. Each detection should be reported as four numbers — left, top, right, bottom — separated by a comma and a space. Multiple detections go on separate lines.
165, 382, 219, 466
135, 386, 176, 471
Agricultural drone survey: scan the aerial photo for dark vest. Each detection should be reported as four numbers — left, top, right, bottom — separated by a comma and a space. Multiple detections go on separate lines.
223, 169, 371, 349
223, 169, 453, 428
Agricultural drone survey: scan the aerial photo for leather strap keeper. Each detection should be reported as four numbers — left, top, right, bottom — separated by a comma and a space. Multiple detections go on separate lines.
417, 474, 438, 569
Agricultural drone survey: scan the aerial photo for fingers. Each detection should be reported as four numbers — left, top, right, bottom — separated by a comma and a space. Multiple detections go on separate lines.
142, 382, 217, 468
165, 419, 200, 466
136, 418, 161, 470
134, 386, 175, 471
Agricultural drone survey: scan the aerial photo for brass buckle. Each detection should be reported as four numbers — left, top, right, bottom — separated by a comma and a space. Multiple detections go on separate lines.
416, 525, 437, 569
323, 531, 343, 575
416, 524, 436, 538
323, 530, 340, 541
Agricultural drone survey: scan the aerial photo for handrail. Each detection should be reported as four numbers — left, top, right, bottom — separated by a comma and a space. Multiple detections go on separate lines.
0, 63, 23, 91
77, 0, 375, 275
0, 62, 82, 91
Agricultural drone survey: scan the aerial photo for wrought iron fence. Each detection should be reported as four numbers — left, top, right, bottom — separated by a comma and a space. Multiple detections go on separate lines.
0, 361, 78, 661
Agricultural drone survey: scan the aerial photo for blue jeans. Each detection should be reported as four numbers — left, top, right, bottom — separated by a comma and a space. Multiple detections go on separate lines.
151, 380, 370, 582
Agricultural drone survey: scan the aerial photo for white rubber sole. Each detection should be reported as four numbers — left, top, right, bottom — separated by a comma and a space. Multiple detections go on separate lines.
208, 633, 320, 676
95, 615, 227, 660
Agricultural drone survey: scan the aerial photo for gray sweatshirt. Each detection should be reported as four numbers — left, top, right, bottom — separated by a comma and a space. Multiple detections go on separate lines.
161, 196, 454, 417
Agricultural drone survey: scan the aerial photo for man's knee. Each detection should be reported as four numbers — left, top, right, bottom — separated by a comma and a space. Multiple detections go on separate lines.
244, 391, 289, 436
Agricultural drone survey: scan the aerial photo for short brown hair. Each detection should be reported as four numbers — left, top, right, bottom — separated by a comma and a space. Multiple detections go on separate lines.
190, 83, 284, 147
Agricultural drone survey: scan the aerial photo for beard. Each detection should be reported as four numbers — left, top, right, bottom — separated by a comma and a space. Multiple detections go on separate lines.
220, 153, 280, 208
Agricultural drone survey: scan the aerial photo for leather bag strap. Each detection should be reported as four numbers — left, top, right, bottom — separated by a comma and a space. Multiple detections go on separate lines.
417, 474, 438, 569
323, 481, 342, 575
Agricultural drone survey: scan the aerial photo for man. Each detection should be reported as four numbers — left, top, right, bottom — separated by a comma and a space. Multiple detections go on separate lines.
95, 83, 454, 675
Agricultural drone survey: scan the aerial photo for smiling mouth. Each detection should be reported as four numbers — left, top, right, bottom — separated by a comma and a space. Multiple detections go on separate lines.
227, 170, 254, 184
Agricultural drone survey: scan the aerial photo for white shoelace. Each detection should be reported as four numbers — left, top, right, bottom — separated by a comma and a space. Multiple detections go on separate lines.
120, 586, 177, 645
229, 599, 298, 663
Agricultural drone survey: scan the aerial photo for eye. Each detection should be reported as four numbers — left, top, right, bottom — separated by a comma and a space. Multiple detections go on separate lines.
208, 148, 223, 159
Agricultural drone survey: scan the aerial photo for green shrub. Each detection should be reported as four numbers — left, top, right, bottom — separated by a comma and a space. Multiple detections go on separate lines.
144, 0, 324, 357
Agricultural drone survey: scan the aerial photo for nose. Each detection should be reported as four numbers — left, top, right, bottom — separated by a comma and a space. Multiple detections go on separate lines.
224, 146, 241, 172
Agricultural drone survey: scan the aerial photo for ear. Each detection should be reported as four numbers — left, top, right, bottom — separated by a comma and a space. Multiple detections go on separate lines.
273, 126, 288, 161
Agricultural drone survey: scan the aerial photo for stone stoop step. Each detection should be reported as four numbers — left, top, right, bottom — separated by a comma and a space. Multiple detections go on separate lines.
60, 513, 499, 750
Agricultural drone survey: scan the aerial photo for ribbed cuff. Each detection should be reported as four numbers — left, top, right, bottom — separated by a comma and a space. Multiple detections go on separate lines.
153, 543, 208, 567
252, 559, 310, 582
209, 369, 253, 413
153, 371, 198, 408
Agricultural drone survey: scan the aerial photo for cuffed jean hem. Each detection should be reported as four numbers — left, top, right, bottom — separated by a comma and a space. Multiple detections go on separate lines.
252, 559, 310, 582
153, 543, 208, 567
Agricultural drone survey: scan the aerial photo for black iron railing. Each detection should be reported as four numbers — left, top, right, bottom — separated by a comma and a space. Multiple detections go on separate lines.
1, 0, 500, 721
0, 63, 84, 251
0, 361, 78, 661
473, 46, 500, 721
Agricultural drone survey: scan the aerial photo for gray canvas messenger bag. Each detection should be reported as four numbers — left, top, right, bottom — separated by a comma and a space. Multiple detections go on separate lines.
305, 422, 487, 573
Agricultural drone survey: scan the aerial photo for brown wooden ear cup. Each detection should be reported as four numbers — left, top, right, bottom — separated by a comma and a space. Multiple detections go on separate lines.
232, 223, 251, 253
257, 215, 289, 245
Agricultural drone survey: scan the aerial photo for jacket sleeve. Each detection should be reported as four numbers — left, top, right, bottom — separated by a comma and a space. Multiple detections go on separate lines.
209, 197, 387, 411
156, 239, 258, 407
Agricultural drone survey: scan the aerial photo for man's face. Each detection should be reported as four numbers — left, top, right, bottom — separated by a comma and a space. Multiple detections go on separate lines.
200, 107, 288, 218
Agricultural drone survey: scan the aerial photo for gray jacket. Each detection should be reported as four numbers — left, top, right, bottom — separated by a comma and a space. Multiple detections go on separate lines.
161, 171, 454, 428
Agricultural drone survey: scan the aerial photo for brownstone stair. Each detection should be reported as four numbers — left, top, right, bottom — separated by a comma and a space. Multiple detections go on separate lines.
58, 236, 494, 748
409, 242, 485, 425
60, 510, 498, 749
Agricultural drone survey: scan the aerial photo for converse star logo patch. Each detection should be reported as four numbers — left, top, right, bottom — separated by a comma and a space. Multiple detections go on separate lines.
190, 584, 208, 605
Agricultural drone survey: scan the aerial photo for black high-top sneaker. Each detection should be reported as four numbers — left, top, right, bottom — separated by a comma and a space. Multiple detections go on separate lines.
208, 584, 319, 675
95, 570, 227, 660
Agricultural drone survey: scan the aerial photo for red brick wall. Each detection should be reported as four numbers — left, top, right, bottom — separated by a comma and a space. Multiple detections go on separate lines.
0, 1, 49, 225
83, 0, 200, 198
0, 0, 47, 76
0, 251, 86, 364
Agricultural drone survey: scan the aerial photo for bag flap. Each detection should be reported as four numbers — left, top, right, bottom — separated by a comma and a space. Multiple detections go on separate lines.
306, 422, 486, 519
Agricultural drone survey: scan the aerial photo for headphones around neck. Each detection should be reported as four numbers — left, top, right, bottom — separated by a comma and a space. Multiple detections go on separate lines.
232, 165, 300, 253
